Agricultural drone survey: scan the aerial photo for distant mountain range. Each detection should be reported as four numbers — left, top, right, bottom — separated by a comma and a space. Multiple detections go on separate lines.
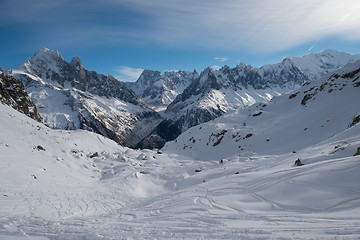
124, 69, 199, 109
5, 48, 360, 149
10, 48, 162, 148
163, 58, 360, 161
138, 49, 360, 148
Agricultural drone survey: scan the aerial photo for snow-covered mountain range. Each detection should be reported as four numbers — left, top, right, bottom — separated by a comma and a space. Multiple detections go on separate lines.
125, 69, 199, 109
1, 55, 360, 239
10, 48, 162, 148
140, 49, 360, 149
163, 59, 360, 161
7, 48, 360, 150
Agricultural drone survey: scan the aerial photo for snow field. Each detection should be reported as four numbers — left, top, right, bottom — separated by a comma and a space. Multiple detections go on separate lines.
1, 59, 360, 239
1, 101, 360, 239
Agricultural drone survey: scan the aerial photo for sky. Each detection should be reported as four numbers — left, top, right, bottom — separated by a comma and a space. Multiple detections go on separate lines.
1, 0, 360, 82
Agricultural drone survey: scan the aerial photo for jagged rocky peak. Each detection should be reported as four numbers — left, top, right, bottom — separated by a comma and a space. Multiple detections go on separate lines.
140, 69, 162, 80
33, 47, 63, 61
201, 66, 214, 76
30, 48, 64, 67
69, 56, 83, 70
126, 69, 199, 108
135, 70, 162, 92
17, 48, 65, 76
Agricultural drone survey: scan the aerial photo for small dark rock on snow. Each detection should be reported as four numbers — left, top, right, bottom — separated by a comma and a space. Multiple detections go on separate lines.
90, 152, 99, 158
294, 158, 304, 166
36, 145, 46, 151
354, 147, 360, 156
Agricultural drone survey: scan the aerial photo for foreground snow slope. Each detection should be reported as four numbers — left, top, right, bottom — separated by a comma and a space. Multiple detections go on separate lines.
1, 61, 360, 239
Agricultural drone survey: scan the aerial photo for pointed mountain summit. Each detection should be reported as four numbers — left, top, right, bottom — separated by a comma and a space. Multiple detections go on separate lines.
11, 48, 162, 148
69, 56, 83, 69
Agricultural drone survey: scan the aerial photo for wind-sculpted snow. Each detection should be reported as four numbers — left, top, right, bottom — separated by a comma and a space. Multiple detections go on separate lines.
1, 60, 360, 239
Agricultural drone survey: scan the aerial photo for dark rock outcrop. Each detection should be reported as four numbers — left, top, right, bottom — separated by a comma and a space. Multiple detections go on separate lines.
0, 68, 42, 122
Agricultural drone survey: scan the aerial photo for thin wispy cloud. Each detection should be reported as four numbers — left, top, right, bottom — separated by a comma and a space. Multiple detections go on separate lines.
212, 65, 221, 71
214, 57, 228, 62
114, 66, 144, 82
1, 0, 360, 54
115, 0, 360, 52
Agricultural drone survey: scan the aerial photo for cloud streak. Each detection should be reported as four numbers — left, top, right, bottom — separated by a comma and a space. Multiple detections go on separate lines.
214, 57, 228, 62
2, 0, 360, 53
114, 66, 144, 82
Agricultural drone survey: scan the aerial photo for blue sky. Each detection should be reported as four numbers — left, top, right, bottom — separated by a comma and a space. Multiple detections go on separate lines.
1, 0, 360, 82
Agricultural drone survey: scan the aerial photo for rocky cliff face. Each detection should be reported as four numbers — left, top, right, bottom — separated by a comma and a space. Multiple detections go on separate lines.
0, 67, 42, 122
11, 48, 162, 148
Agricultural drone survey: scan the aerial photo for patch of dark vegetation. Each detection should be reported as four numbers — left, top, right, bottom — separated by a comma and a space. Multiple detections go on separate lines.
243, 133, 253, 139
303, 87, 315, 94
207, 130, 227, 146
213, 135, 224, 146
289, 92, 299, 99
348, 115, 360, 128
354, 147, 360, 156
252, 111, 263, 117
301, 94, 314, 106
341, 67, 360, 79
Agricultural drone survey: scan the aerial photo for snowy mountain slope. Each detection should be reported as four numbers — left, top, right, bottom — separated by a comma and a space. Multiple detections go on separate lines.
11, 48, 162, 148
125, 70, 198, 109
163, 60, 360, 161
139, 64, 306, 149
140, 50, 360, 149
289, 49, 360, 80
1, 80, 360, 239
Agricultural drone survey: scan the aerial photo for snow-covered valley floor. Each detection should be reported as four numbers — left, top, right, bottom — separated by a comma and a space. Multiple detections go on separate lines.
1, 98, 360, 240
